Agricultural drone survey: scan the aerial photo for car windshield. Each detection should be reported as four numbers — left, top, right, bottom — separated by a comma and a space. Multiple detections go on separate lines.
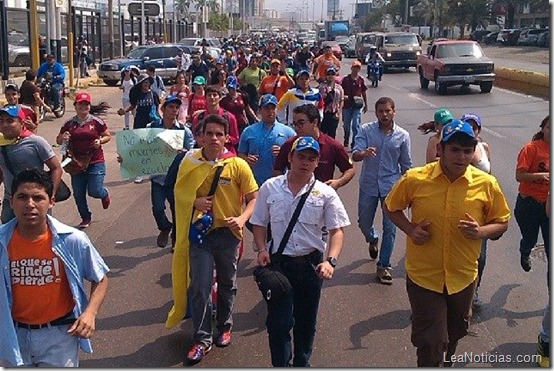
436, 43, 484, 58
384, 35, 419, 45
361, 35, 373, 43
8, 34, 28, 46
126, 47, 148, 58
180, 38, 199, 46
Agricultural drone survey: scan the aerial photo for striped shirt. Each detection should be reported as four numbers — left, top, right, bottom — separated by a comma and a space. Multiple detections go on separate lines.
276, 87, 324, 126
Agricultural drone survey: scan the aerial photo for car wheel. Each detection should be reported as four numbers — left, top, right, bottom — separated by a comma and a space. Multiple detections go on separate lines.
14, 54, 30, 67
419, 69, 429, 89
104, 80, 119, 87
480, 81, 493, 93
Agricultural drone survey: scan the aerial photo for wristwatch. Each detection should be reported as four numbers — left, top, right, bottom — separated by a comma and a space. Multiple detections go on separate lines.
326, 256, 338, 268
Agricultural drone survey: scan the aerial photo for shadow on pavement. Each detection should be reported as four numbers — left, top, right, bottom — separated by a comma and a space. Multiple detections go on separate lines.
348, 309, 412, 350
96, 301, 174, 331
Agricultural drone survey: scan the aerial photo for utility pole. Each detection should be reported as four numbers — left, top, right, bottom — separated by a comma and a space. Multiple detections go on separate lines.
141, 0, 146, 44
0, 0, 9, 85
404, 0, 409, 25
29, 0, 40, 69
67, 0, 74, 88
108, 0, 114, 59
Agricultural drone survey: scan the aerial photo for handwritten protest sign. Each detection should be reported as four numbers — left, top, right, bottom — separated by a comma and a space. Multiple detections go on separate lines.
116, 128, 184, 179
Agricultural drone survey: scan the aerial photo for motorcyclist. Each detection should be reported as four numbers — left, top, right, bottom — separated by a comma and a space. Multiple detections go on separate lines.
366, 46, 384, 80
36, 53, 65, 112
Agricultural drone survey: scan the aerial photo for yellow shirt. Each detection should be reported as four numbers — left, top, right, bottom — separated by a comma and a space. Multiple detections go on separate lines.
385, 162, 511, 294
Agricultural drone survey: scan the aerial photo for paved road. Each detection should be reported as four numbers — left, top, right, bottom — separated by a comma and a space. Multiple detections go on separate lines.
8, 62, 549, 367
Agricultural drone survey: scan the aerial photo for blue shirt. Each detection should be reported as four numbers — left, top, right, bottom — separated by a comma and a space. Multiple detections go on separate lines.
352, 121, 412, 196
0, 216, 109, 366
36, 62, 65, 84
238, 120, 296, 185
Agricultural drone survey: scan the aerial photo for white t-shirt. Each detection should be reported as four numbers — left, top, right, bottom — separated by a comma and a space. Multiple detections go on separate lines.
121, 78, 135, 100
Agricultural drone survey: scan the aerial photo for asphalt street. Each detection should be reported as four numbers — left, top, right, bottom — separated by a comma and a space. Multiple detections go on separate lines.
7, 57, 550, 367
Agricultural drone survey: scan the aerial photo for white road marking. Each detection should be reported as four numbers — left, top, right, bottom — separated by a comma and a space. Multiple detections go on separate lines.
408, 93, 436, 108
481, 127, 505, 138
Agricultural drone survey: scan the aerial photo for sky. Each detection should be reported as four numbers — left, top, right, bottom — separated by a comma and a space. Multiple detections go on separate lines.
268, 0, 357, 22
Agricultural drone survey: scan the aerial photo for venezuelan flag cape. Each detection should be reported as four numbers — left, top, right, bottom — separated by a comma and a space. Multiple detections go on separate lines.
165, 148, 234, 328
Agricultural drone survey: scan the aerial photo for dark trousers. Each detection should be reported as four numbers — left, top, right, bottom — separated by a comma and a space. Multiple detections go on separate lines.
266, 251, 323, 367
321, 112, 339, 139
514, 193, 550, 259
406, 276, 476, 367
151, 181, 172, 232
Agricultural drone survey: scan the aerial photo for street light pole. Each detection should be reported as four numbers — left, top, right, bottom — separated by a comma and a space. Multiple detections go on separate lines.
141, 0, 145, 44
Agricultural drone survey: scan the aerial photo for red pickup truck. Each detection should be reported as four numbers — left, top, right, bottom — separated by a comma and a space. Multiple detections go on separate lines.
417, 40, 495, 94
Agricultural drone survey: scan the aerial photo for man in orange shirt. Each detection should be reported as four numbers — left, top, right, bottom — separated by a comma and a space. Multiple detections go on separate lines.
258, 59, 295, 101
0, 169, 109, 367
312, 45, 341, 82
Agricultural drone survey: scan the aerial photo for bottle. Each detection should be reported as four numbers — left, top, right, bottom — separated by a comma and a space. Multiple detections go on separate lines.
60, 139, 68, 156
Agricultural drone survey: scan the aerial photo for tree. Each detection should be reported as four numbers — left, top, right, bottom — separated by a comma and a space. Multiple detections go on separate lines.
445, 0, 492, 37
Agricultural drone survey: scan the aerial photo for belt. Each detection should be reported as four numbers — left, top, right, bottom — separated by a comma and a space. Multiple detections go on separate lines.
281, 250, 320, 264
15, 311, 75, 330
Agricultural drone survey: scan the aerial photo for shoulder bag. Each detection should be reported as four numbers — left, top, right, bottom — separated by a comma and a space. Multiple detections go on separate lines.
1, 146, 71, 202
188, 164, 226, 245
253, 180, 316, 302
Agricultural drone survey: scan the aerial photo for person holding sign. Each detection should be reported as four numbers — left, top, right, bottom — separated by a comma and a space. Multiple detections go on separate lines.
165, 114, 258, 365
56, 92, 111, 229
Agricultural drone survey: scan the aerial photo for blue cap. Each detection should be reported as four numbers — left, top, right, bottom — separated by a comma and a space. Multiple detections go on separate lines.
461, 113, 482, 127
162, 95, 182, 107
296, 69, 310, 78
260, 94, 278, 107
226, 76, 239, 89
0, 104, 24, 119
188, 212, 214, 245
122, 66, 132, 72
440, 120, 475, 143
326, 66, 338, 74
291, 136, 320, 154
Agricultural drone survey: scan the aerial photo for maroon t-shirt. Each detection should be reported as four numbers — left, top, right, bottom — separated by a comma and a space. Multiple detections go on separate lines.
274, 133, 353, 182
220, 93, 249, 133
341, 74, 367, 109
59, 115, 108, 164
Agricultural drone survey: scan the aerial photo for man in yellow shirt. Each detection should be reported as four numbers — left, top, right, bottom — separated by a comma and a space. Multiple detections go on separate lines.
384, 120, 511, 367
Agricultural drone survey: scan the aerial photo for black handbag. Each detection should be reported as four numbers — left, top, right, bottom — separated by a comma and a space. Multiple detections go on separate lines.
1, 146, 71, 202
253, 181, 316, 302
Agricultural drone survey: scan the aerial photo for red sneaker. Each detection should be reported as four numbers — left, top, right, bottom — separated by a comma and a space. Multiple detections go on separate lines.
186, 343, 212, 364
77, 219, 91, 229
215, 329, 232, 347
101, 193, 111, 209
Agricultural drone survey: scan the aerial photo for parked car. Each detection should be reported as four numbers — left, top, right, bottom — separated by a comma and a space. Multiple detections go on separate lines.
537, 31, 549, 48
497, 29, 521, 46
343, 36, 356, 58
97, 44, 184, 86
178, 37, 220, 48
470, 30, 491, 42
8, 34, 68, 67
518, 28, 548, 46
482, 32, 499, 45
321, 41, 343, 60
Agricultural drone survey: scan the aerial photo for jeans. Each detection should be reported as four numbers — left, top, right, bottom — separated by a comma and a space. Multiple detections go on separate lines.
358, 189, 397, 268
514, 194, 550, 259
266, 253, 323, 367
342, 107, 362, 147
50, 82, 64, 109
189, 228, 240, 346
321, 112, 339, 139
70, 162, 109, 220
540, 288, 551, 344
16, 324, 79, 367
476, 239, 488, 288
151, 181, 172, 232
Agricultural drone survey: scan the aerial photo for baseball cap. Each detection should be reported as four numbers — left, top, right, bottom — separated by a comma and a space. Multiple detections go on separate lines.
226, 76, 239, 89
434, 108, 454, 125
285, 67, 295, 76
326, 66, 338, 74
296, 69, 310, 78
352, 60, 362, 68
260, 94, 278, 107
440, 120, 475, 143
0, 105, 25, 120
4, 83, 19, 93
122, 66, 132, 72
461, 113, 482, 127
137, 74, 154, 85
193, 76, 207, 85
189, 211, 214, 245
270, 59, 281, 65
291, 136, 320, 154
162, 95, 182, 107
74, 92, 92, 103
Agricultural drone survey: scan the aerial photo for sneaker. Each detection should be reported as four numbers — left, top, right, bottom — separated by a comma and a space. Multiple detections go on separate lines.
369, 238, 379, 260
186, 343, 212, 364
134, 176, 143, 184
101, 194, 111, 209
77, 218, 91, 229
376, 266, 393, 285
157, 229, 170, 248
521, 254, 532, 272
472, 290, 483, 310
215, 329, 232, 347
538, 335, 550, 367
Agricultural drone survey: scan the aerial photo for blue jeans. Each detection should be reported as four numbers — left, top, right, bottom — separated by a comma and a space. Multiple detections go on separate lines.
16, 324, 79, 366
514, 194, 550, 259
189, 228, 240, 346
358, 190, 396, 268
151, 181, 172, 232
50, 82, 64, 109
266, 253, 323, 367
477, 239, 488, 288
70, 162, 109, 220
342, 107, 362, 147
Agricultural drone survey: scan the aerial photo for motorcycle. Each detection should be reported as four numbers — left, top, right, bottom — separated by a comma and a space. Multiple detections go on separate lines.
38, 77, 67, 120
367, 60, 382, 88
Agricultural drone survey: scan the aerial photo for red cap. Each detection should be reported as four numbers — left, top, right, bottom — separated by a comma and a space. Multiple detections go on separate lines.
74, 92, 91, 103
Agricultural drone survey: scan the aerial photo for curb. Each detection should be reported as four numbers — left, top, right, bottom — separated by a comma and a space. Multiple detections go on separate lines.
494, 67, 549, 98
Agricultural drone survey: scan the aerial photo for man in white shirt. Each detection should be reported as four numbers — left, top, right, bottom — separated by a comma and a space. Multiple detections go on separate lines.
146, 65, 166, 99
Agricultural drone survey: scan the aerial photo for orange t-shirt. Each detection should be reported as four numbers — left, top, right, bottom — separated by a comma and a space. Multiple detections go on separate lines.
9, 228, 75, 324
259, 75, 294, 101
315, 54, 341, 80
517, 139, 550, 202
